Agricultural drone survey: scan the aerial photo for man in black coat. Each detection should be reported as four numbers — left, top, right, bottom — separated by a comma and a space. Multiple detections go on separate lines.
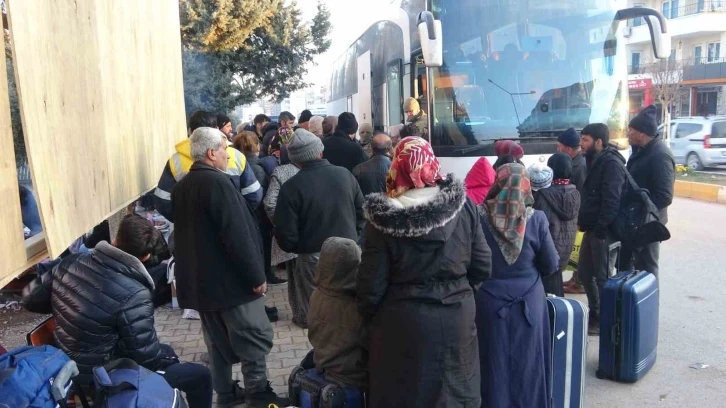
275, 129, 365, 326
577, 123, 627, 335
260, 111, 295, 157
557, 127, 587, 193
622, 105, 675, 278
352, 132, 393, 196
22, 215, 212, 408
172, 128, 289, 408
322, 112, 368, 171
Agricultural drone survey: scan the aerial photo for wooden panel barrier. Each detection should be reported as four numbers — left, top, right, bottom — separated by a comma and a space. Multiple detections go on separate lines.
7, 0, 186, 258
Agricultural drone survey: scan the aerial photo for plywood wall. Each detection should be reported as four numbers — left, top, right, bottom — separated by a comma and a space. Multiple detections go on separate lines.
0, 36, 30, 286
7, 0, 187, 258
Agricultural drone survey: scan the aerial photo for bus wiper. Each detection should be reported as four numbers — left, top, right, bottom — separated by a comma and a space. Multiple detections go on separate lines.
454, 144, 491, 155
488, 79, 536, 127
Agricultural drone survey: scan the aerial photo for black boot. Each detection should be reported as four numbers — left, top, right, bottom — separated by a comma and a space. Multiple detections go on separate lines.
267, 275, 288, 285
246, 382, 290, 408
216, 381, 245, 408
265, 306, 279, 323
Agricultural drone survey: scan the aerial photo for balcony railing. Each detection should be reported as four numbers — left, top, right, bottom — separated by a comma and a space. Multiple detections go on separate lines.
631, 0, 724, 26
628, 58, 726, 82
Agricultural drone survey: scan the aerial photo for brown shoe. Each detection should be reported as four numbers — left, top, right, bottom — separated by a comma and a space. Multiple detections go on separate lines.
564, 283, 586, 294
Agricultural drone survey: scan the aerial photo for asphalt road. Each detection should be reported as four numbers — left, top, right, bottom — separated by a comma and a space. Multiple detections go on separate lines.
577, 197, 726, 407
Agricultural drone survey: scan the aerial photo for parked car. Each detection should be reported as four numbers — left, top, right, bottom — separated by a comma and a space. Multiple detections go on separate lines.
659, 116, 726, 171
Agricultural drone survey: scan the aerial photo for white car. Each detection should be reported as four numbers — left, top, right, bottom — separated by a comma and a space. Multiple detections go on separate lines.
659, 116, 726, 171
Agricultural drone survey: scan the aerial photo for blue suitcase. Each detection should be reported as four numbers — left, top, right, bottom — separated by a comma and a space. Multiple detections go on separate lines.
596, 252, 659, 383
547, 297, 588, 408
288, 350, 365, 408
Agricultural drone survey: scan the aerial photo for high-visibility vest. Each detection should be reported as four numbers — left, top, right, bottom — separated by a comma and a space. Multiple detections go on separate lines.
168, 138, 246, 181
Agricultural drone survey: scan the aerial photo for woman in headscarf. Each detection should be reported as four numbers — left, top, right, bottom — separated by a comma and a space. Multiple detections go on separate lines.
464, 157, 496, 205
475, 163, 559, 408
358, 136, 492, 408
308, 115, 325, 137
263, 145, 303, 323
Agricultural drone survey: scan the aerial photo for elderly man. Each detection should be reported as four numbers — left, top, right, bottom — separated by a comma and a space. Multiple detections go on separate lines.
274, 129, 365, 327
171, 128, 289, 408
352, 132, 393, 196
358, 123, 374, 158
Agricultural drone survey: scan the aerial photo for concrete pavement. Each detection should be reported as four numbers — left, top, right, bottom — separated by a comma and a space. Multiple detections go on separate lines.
156, 197, 726, 407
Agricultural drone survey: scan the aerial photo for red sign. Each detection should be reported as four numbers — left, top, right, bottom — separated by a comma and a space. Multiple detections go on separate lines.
628, 78, 652, 90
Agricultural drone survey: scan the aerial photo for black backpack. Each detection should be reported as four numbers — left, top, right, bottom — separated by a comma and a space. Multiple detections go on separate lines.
611, 171, 670, 248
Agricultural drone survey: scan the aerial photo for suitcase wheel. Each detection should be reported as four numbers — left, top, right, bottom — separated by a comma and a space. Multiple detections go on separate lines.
288, 365, 305, 405
321, 384, 346, 408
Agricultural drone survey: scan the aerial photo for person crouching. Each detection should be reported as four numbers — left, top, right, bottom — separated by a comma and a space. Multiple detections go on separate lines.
308, 237, 367, 390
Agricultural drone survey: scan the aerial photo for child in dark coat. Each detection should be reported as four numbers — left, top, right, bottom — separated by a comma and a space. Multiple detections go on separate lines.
307, 237, 367, 389
532, 153, 581, 296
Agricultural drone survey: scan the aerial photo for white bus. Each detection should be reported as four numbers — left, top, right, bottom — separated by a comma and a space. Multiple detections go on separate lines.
326, 0, 671, 179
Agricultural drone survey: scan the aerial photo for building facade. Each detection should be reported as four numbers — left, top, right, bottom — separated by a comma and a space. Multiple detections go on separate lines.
626, 0, 726, 118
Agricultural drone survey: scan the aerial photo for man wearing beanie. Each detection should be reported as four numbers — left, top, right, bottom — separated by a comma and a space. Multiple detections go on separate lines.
297, 109, 313, 131
274, 129, 365, 327
403, 97, 429, 140
622, 105, 675, 279
322, 112, 369, 171
557, 127, 587, 193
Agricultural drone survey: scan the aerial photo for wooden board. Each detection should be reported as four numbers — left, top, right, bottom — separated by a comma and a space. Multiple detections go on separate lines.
0, 35, 29, 286
7, 0, 186, 258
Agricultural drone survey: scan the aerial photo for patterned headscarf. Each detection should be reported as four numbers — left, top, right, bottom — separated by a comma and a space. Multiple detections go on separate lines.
482, 163, 535, 265
386, 136, 443, 198
268, 126, 294, 158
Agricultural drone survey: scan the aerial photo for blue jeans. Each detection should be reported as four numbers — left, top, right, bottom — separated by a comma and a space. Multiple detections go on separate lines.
161, 363, 213, 408
19, 184, 42, 236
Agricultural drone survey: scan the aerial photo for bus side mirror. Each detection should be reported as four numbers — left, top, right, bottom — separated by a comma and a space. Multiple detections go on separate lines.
417, 11, 443, 67
615, 7, 671, 60
643, 15, 671, 59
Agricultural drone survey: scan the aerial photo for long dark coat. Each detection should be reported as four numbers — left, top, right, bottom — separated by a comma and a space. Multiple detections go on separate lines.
358, 177, 492, 408
476, 210, 559, 408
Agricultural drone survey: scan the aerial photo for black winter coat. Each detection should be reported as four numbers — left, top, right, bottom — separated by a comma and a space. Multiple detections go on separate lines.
358, 178, 492, 407
21, 242, 164, 374
172, 163, 266, 311
571, 152, 587, 193
259, 122, 280, 157
627, 136, 675, 224
352, 154, 391, 196
322, 131, 369, 172
534, 184, 581, 272
274, 159, 365, 254
578, 148, 627, 239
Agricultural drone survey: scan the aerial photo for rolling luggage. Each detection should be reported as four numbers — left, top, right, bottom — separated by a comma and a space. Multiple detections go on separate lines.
547, 297, 588, 408
288, 350, 365, 408
597, 243, 659, 383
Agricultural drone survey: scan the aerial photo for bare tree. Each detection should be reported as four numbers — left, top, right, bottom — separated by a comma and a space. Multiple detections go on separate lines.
643, 58, 691, 142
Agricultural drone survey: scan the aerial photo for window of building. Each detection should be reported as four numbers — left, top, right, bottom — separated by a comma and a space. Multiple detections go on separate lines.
707, 42, 721, 63
694, 45, 703, 64
662, 0, 679, 18
631, 52, 641, 73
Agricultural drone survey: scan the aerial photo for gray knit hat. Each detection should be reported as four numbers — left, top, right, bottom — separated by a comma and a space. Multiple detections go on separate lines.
528, 163, 553, 191
288, 128, 324, 164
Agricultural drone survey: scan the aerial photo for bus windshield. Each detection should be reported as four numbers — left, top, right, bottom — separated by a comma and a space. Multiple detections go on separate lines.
430, 0, 628, 147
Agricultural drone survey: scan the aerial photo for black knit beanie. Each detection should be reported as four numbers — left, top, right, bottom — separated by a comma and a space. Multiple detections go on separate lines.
629, 105, 658, 137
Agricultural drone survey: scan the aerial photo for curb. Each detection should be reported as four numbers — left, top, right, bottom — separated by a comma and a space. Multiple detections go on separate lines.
674, 180, 726, 204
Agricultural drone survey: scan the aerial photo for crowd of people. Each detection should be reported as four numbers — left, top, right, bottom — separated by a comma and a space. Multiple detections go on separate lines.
20, 101, 674, 408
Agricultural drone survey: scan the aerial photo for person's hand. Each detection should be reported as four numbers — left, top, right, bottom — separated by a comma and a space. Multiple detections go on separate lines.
253, 282, 267, 296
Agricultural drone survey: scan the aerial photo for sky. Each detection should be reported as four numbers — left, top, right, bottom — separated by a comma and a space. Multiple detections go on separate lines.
297, 0, 393, 87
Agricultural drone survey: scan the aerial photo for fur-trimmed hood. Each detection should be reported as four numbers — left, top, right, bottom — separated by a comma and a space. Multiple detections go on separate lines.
364, 175, 466, 238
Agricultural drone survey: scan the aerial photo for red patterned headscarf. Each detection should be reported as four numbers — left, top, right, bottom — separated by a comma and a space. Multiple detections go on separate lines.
483, 163, 535, 265
386, 136, 443, 198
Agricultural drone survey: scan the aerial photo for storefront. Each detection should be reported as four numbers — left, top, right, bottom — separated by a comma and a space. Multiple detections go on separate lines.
628, 76, 654, 120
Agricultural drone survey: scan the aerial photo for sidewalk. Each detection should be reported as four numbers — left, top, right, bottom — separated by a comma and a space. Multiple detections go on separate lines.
154, 281, 311, 397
